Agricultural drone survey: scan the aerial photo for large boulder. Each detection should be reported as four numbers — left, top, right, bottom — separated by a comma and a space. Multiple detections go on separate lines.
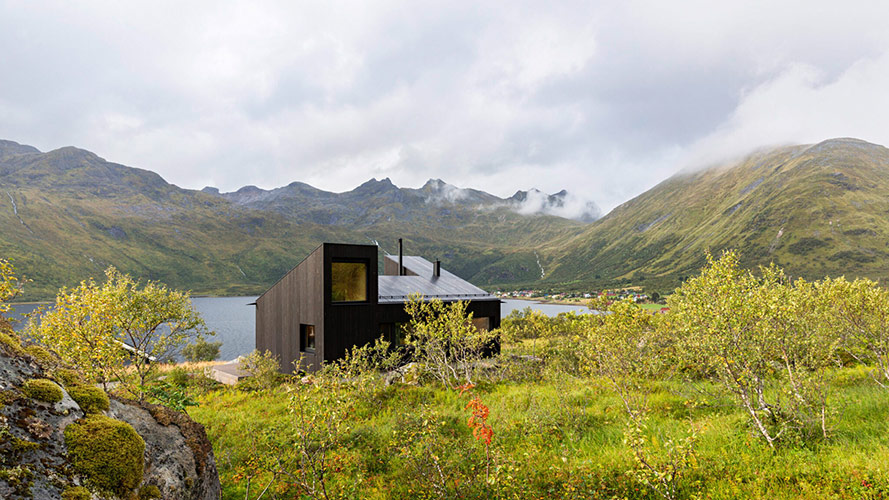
0, 329, 221, 499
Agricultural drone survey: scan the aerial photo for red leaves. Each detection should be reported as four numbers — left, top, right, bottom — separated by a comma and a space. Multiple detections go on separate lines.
456, 383, 475, 395
463, 393, 493, 445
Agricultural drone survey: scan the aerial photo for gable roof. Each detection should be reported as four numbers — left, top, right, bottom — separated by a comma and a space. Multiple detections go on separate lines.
379, 255, 496, 303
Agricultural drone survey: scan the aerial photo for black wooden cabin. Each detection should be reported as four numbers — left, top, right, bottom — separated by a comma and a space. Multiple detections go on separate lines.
254, 242, 501, 372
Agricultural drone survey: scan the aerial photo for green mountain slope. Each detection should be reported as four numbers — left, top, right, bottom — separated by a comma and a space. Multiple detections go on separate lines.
546, 138, 889, 291
0, 140, 587, 300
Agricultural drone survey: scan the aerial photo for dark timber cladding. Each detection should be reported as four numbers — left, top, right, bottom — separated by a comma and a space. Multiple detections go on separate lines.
254, 242, 501, 373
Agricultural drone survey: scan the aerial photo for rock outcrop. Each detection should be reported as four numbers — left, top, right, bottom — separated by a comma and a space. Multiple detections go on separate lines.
0, 329, 221, 499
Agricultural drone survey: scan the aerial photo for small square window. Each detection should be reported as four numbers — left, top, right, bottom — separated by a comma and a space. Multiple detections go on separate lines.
471, 317, 490, 332
301, 324, 316, 352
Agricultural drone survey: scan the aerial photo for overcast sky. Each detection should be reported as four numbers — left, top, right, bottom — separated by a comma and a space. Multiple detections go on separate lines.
3, 1, 889, 214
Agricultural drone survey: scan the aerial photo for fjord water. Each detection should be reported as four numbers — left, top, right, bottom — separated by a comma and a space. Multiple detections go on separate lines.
9, 297, 588, 361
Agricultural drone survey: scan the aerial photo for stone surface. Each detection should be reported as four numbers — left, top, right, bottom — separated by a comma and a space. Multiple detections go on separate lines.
0, 333, 221, 499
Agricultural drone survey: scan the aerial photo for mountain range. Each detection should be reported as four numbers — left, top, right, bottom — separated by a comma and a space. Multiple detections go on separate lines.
4, 137, 889, 300
0, 140, 588, 300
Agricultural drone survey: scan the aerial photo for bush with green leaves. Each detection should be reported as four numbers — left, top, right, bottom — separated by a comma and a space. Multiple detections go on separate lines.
818, 276, 889, 388
28, 266, 211, 400
182, 337, 222, 362
0, 258, 26, 317
667, 251, 838, 448
403, 294, 498, 388
238, 350, 282, 391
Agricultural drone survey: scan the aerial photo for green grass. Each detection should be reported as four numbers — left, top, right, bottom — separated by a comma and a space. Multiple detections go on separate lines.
189, 366, 889, 499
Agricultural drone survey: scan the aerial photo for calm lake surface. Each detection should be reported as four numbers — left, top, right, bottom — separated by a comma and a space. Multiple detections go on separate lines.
9, 297, 588, 361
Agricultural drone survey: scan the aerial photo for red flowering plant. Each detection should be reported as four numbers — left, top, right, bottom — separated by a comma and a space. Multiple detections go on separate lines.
457, 383, 494, 482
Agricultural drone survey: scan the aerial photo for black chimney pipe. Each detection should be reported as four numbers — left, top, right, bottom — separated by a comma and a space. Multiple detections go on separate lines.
434, 259, 441, 278
398, 238, 404, 276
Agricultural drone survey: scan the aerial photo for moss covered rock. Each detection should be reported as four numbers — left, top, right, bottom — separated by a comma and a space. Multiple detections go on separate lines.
21, 378, 63, 404
52, 368, 85, 388
0, 331, 25, 356
64, 415, 145, 496
139, 483, 162, 499
61, 485, 91, 500
24, 345, 56, 366
67, 385, 110, 414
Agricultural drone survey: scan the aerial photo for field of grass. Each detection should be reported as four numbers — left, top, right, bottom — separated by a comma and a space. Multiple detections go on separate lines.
187, 360, 889, 499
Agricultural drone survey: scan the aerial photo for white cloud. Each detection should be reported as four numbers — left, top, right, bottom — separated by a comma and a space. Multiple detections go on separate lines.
512, 189, 601, 221
682, 51, 889, 170
2, 1, 889, 215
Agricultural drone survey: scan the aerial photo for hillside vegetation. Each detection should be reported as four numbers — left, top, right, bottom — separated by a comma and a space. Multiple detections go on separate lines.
0, 140, 585, 300
180, 252, 889, 499
547, 138, 889, 292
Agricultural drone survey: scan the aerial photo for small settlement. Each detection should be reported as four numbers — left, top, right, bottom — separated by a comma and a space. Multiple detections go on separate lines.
253, 241, 501, 372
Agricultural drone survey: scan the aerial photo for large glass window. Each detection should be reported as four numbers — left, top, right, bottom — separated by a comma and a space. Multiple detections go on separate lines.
331, 261, 368, 302
301, 324, 315, 352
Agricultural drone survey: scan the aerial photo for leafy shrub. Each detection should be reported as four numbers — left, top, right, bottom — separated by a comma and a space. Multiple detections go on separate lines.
64, 415, 145, 496
182, 337, 222, 362
403, 294, 499, 388
0, 258, 27, 316
21, 378, 63, 403
166, 367, 190, 387
238, 350, 281, 391
28, 266, 210, 400
67, 385, 110, 414
819, 276, 889, 388
668, 251, 837, 448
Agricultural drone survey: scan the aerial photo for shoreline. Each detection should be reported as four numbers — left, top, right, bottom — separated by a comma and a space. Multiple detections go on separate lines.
499, 296, 591, 307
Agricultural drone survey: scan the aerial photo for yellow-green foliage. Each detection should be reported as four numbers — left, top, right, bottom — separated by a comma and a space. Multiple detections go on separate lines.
64, 415, 145, 496
61, 485, 91, 500
139, 484, 162, 499
53, 368, 85, 389
24, 344, 57, 366
237, 350, 281, 391
67, 385, 110, 414
28, 266, 211, 400
0, 258, 26, 316
21, 378, 63, 404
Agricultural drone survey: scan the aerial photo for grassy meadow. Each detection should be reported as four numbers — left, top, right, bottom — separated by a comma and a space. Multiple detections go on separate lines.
181, 253, 889, 499
187, 360, 889, 499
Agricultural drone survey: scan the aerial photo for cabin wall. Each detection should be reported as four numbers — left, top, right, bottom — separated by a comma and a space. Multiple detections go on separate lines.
255, 245, 324, 373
